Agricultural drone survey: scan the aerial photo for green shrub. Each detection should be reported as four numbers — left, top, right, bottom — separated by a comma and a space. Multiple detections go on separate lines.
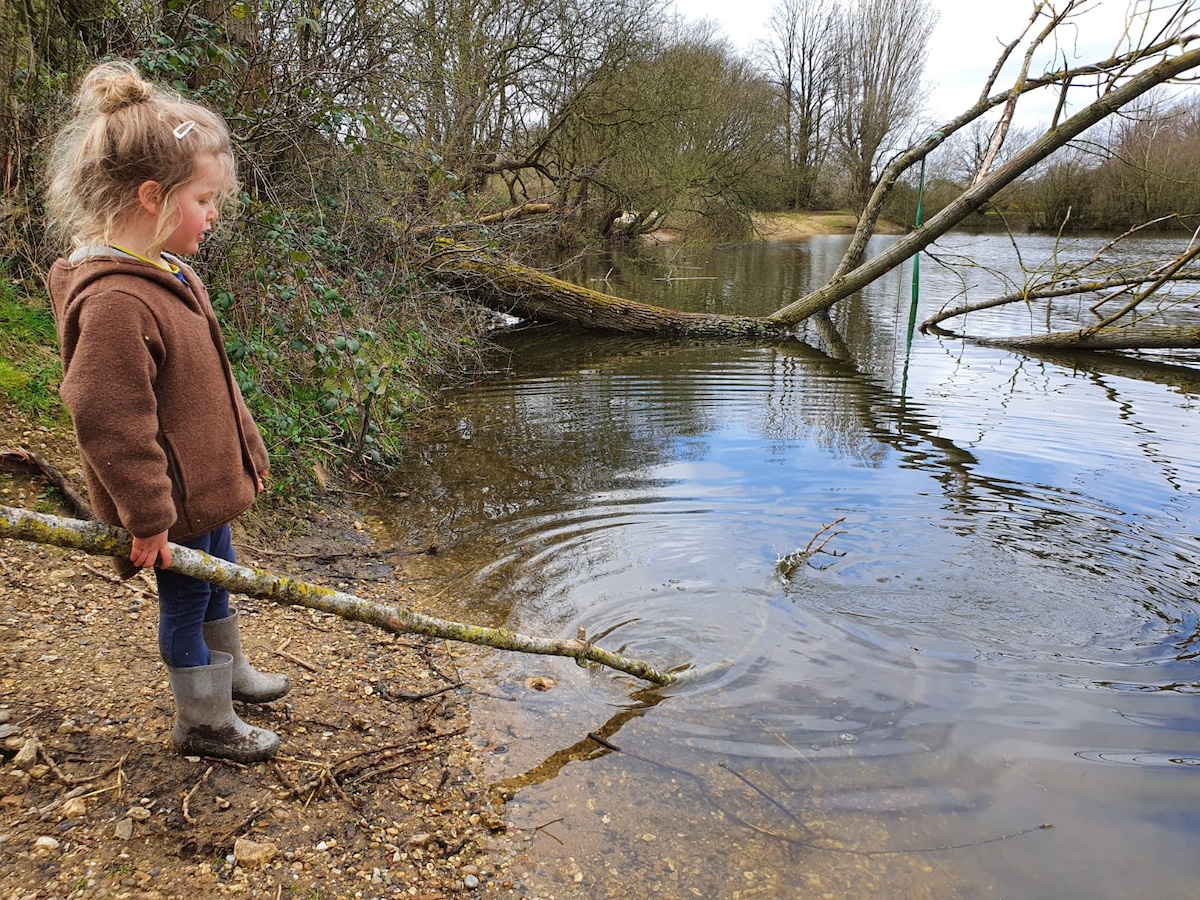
0, 274, 65, 423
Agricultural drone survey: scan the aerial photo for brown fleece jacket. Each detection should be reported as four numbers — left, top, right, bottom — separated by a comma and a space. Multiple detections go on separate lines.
48, 251, 269, 542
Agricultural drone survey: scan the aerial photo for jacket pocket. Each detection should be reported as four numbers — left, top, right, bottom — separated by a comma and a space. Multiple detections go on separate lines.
160, 432, 195, 535
163, 438, 187, 503
160, 425, 255, 539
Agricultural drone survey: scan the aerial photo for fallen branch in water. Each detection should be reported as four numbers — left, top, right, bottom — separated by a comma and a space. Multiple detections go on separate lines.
775, 517, 847, 582
0, 505, 681, 686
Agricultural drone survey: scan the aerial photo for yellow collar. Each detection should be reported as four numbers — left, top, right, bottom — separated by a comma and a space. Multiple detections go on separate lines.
109, 244, 181, 276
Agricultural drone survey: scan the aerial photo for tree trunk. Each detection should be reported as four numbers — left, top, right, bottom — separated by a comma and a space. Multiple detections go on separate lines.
0, 505, 679, 685
424, 244, 789, 338
972, 324, 1200, 352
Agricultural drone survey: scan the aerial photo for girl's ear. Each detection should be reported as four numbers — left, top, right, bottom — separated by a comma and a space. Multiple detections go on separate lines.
136, 180, 163, 217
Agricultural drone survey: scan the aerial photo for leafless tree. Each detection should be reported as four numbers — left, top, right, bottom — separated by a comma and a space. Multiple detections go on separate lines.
827, 0, 938, 212
757, 0, 837, 209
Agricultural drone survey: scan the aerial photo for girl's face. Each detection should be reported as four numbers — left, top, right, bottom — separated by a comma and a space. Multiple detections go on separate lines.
162, 153, 228, 256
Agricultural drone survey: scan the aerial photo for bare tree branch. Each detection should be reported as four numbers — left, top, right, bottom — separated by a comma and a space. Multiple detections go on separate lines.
768, 39, 1200, 325
0, 505, 681, 686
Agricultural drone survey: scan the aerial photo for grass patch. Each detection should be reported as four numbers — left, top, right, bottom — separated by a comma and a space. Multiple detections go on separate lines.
0, 275, 66, 424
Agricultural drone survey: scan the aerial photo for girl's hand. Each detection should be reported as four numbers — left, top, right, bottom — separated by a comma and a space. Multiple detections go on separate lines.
131, 530, 172, 569
257, 469, 268, 493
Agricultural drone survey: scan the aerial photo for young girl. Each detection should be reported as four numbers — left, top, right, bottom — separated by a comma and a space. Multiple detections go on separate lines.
44, 60, 288, 763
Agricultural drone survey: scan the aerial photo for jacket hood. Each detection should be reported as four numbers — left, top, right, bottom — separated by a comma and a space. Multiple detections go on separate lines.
48, 248, 204, 322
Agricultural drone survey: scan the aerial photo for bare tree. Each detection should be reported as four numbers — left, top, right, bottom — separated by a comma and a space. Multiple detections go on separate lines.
553, 27, 784, 239
828, 0, 937, 212
1088, 89, 1200, 229
758, 0, 836, 210
380, 0, 664, 194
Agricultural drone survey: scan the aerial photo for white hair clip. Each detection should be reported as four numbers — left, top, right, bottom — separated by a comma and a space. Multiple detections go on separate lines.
173, 120, 196, 139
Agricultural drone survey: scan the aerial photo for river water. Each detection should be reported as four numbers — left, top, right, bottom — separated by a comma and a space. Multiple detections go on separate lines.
384, 232, 1200, 898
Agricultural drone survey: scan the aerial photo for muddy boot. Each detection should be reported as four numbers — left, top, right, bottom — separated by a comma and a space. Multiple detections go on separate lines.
203, 610, 290, 703
168, 651, 279, 762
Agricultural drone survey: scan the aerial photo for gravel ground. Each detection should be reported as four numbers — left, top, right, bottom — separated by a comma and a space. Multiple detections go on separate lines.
0, 404, 528, 900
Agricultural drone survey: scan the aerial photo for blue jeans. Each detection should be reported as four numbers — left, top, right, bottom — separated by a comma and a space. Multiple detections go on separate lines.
156, 524, 234, 667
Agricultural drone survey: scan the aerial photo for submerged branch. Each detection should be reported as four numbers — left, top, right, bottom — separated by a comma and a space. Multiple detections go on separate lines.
0, 505, 681, 686
919, 272, 1200, 333
926, 322, 1200, 351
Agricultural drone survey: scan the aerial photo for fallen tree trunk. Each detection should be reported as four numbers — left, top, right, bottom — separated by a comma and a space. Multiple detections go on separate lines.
425, 241, 1200, 356
971, 323, 1200, 352
424, 243, 790, 338
0, 505, 680, 686
410, 202, 554, 237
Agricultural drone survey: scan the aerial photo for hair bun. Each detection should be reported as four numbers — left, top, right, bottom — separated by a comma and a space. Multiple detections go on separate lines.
77, 60, 154, 115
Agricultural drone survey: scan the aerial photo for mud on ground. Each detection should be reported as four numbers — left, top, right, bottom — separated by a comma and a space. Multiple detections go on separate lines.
0, 405, 520, 899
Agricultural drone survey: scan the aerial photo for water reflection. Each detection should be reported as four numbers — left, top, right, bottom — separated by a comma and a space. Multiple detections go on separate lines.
382, 234, 1200, 898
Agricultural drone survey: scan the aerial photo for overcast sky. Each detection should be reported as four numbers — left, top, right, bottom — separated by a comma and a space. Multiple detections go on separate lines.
672, 0, 1151, 126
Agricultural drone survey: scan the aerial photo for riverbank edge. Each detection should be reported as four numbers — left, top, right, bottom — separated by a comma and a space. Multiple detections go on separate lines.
0, 396, 530, 897
0, 209, 892, 896
753, 210, 906, 240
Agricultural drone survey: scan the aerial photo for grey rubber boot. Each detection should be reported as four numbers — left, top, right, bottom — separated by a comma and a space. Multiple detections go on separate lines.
203, 610, 290, 703
167, 651, 279, 762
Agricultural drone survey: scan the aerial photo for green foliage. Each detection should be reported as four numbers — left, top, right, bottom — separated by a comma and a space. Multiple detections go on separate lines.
206, 200, 482, 486
0, 273, 64, 423
1, 10, 492, 487
134, 13, 246, 107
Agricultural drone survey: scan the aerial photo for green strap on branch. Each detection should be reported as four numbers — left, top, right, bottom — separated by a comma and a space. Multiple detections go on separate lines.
0, 504, 680, 686
900, 132, 943, 398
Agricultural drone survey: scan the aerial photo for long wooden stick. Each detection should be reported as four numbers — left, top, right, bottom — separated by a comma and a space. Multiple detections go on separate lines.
0, 505, 679, 685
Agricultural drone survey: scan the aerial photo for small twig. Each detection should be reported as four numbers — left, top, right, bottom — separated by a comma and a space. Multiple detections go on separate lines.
273, 757, 338, 806
803, 517, 847, 554
271, 760, 302, 798
341, 728, 469, 786
75, 783, 123, 800
327, 770, 355, 805
394, 682, 463, 702
217, 793, 275, 843
586, 732, 621, 752
275, 645, 318, 672
533, 817, 565, 845
718, 762, 817, 839
330, 735, 418, 768
0, 447, 92, 518
580, 618, 640, 648
777, 517, 848, 580
301, 772, 329, 808
182, 765, 213, 825
36, 741, 71, 784
80, 562, 155, 597
39, 743, 127, 786
344, 754, 428, 786
415, 698, 444, 731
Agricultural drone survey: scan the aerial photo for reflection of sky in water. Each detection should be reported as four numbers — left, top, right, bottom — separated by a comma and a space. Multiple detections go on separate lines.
392, 233, 1200, 899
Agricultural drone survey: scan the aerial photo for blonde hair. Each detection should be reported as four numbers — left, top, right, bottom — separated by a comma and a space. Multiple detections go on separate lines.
45, 59, 239, 252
